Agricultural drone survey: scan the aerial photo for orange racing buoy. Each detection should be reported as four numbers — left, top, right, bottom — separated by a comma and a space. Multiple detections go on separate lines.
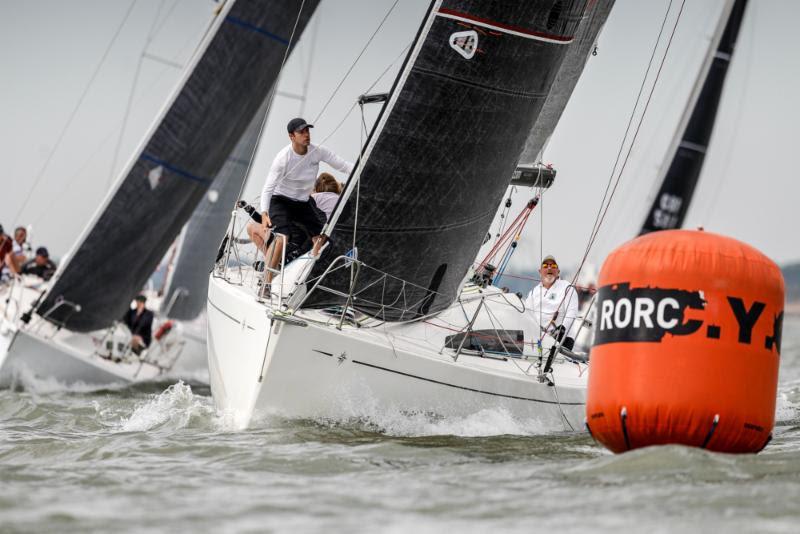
586, 229, 783, 454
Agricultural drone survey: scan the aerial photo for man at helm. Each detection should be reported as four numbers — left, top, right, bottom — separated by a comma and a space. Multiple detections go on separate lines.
525, 255, 580, 349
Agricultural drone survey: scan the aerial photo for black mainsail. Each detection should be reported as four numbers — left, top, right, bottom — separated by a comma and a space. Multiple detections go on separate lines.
304, 0, 588, 320
38, 0, 318, 331
639, 0, 747, 235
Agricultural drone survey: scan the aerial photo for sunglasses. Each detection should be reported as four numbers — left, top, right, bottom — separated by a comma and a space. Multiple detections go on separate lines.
541, 262, 558, 268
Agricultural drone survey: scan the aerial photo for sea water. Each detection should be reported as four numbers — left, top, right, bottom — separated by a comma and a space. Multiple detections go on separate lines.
2, 317, 799, 533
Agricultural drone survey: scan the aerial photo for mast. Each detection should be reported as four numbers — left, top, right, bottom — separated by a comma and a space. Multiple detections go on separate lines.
304, 0, 590, 321
639, 0, 747, 235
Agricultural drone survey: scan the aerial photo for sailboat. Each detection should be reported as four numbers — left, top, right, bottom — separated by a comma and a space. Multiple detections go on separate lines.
572, 0, 749, 351
207, 0, 601, 430
0, 0, 319, 387
639, 0, 747, 234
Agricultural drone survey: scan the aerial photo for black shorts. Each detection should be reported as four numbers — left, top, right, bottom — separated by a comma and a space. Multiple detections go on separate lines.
269, 195, 325, 259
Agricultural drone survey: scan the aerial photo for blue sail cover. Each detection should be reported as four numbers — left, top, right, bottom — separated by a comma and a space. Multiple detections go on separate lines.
640, 0, 747, 234
38, 0, 318, 331
305, 0, 588, 320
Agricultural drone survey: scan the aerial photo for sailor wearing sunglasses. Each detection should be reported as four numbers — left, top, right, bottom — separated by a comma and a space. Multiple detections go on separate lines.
524, 255, 580, 349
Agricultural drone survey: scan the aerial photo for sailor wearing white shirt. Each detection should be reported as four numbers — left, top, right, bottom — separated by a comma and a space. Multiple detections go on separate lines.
525, 255, 580, 349
247, 118, 353, 274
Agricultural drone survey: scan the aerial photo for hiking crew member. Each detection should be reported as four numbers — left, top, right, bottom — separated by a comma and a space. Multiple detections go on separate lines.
248, 118, 353, 276
525, 255, 580, 349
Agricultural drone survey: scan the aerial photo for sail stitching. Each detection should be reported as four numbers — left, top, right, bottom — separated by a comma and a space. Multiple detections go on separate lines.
413, 66, 550, 98
224, 15, 290, 45
141, 154, 212, 184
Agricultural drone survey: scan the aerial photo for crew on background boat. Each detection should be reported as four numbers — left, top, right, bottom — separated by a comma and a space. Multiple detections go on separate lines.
0, 224, 18, 282
11, 227, 32, 268
525, 255, 580, 349
247, 117, 353, 276
122, 294, 154, 355
20, 247, 57, 281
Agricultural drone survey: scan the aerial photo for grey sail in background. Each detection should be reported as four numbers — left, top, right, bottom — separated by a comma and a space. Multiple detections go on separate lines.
38, 0, 319, 332
518, 0, 614, 164
304, 0, 588, 320
160, 99, 269, 321
640, 0, 747, 234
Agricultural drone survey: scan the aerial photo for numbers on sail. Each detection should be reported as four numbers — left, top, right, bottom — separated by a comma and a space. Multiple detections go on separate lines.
651, 193, 683, 229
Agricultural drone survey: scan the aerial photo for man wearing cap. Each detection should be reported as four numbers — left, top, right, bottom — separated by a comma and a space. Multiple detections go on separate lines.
122, 294, 154, 355
21, 247, 57, 281
248, 118, 354, 274
525, 255, 580, 349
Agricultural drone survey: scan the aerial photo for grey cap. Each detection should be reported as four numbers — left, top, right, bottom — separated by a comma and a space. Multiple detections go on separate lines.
287, 117, 313, 133
541, 255, 558, 265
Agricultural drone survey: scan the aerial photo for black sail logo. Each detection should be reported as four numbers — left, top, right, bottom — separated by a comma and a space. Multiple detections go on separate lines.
594, 283, 705, 345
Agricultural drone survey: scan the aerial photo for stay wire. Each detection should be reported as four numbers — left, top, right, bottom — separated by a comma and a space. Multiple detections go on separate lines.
537, 0, 687, 348
312, 0, 400, 125
582, 0, 676, 257
13, 0, 140, 225
569, 0, 686, 296
109, 0, 169, 186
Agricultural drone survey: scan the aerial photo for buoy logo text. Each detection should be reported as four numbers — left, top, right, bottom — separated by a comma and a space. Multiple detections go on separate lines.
594, 283, 782, 353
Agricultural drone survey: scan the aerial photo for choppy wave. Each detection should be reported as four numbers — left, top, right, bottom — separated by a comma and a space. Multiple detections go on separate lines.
116, 381, 215, 432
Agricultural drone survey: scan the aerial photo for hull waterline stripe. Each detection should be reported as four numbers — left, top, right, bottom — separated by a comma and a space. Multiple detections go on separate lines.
352, 360, 585, 406
141, 154, 212, 185
436, 8, 574, 44
225, 16, 289, 45
207, 298, 255, 330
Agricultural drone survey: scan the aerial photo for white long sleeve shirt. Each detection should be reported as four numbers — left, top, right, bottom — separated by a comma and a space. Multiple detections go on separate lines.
259, 143, 353, 213
525, 278, 580, 338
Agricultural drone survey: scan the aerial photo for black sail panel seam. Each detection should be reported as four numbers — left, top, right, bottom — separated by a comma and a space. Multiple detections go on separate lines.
412, 66, 550, 99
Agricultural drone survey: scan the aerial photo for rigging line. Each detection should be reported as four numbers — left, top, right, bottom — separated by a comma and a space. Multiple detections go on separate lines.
312, 0, 400, 124
580, 0, 676, 256
109, 0, 170, 187
31, 2, 211, 229
582, 1, 687, 263
565, 0, 682, 292
563, 0, 687, 315
234, 0, 308, 204
13, 0, 140, 225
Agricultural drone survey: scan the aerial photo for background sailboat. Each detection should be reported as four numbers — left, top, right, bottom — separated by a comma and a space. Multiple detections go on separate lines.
0, 0, 319, 386
640, 0, 747, 235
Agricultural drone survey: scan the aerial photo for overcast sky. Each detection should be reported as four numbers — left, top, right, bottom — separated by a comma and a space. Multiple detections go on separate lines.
1, 0, 798, 276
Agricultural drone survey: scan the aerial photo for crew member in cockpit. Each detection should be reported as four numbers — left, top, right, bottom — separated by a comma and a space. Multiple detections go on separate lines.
525, 255, 580, 349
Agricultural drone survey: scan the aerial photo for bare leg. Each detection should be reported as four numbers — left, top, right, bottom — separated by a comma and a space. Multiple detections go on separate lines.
246, 222, 268, 255
265, 236, 284, 283
311, 235, 327, 257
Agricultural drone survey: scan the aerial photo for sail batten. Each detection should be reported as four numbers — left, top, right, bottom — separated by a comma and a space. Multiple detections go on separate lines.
306, 0, 589, 321
38, 0, 319, 332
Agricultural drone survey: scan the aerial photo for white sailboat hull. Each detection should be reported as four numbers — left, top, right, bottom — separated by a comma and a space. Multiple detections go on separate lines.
207, 274, 587, 431
0, 330, 161, 388
0, 279, 184, 388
